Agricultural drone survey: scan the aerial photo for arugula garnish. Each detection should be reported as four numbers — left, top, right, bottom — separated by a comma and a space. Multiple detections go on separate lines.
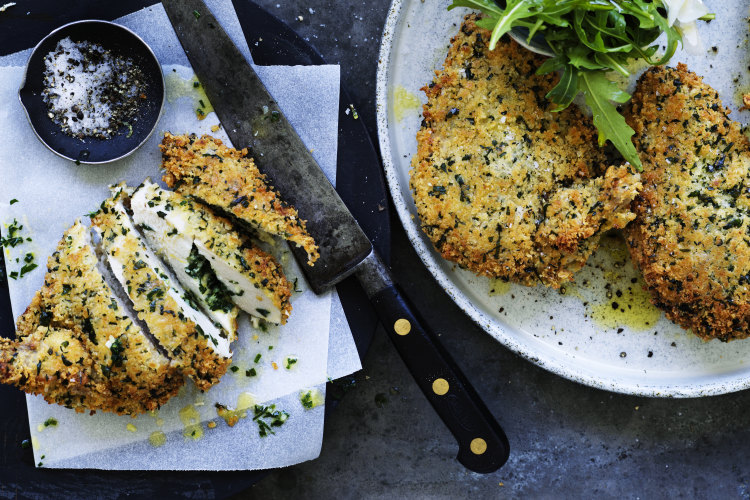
448, 0, 714, 170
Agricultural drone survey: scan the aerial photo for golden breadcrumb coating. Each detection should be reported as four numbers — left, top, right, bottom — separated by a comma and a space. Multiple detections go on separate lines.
626, 63, 750, 341
2, 221, 182, 415
91, 191, 230, 390
410, 15, 641, 288
160, 133, 319, 266
1, 321, 104, 412
237, 245, 293, 323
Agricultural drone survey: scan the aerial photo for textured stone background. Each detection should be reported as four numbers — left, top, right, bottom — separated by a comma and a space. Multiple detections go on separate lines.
242, 1, 750, 499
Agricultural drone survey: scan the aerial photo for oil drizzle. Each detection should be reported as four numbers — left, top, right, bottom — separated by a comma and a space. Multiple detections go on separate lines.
164, 72, 214, 120
179, 404, 204, 441
393, 85, 421, 122
300, 389, 324, 410
149, 431, 167, 448
488, 278, 511, 296
215, 392, 257, 427
585, 236, 662, 331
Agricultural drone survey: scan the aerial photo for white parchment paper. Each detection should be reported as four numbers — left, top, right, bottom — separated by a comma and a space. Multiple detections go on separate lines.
0, 0, 362, 470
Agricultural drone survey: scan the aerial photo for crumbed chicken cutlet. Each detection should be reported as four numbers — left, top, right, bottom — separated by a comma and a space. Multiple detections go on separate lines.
410, 15, 641, 288
91, 188, 231, 390
130, 180, 292, 325
626, 64, 750, 341
0, 321, 100, 412
160, 133, 319, 266
0, 221, 182, 414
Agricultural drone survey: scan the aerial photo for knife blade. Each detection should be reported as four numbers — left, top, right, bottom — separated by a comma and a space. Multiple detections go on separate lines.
162, 0, 509, 473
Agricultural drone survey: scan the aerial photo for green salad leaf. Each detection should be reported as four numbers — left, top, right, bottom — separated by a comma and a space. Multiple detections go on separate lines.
578, 70, 637, 162
448, 0, 714, 170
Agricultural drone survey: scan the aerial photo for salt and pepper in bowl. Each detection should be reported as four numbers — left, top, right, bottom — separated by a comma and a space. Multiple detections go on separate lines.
19, 20, 164, 164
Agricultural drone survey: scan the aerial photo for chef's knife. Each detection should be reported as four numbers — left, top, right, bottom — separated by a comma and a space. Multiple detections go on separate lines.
162, 0, 509, 473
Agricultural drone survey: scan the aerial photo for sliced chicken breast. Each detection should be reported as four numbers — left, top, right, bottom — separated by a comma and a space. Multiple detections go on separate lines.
129, 180, 240, 336
130, 180, 292, 325
91, 188, 230, 391
2, 220, 183, 415
160, 132, 319, 266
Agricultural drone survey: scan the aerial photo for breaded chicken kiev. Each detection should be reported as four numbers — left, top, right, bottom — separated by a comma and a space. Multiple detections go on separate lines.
130, 180, 292, 325
0, 221, 182, 415
626, 64, 750, 341
411, 15, 641, 288
91, 187, 231, 390
160, 132, 319, 266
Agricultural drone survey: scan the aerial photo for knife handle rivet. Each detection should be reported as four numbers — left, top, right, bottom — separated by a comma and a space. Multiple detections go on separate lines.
394, 318, 411, 336
470, 438, 487, 455
432, 378, 449, 395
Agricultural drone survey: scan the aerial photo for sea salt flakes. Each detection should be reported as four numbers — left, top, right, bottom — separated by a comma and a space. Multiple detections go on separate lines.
42, 37, 146, 139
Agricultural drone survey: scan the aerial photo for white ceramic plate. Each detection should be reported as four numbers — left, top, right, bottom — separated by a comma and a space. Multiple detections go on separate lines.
376, 0, 750, 397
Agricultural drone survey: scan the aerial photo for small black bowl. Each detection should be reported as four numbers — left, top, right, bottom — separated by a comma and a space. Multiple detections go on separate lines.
19, 20, 165, 164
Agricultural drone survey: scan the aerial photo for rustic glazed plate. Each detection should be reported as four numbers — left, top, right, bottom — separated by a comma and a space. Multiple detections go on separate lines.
376, 0, 750, 397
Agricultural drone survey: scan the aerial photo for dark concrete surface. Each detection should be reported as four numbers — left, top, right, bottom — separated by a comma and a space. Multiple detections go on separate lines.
238, 1, 750, 499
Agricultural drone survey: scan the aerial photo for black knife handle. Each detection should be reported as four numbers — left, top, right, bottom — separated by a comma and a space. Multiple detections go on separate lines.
371, 284, 510, 473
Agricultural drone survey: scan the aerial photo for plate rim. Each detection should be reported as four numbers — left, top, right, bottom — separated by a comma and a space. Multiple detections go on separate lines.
375, 0, 750, 398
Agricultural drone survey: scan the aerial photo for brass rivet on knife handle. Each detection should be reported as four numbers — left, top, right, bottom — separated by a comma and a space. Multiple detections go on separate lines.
368, 265, 510, 472
432, 378, 449, 396
470, 438, 488, 455
394, 318, 411, 336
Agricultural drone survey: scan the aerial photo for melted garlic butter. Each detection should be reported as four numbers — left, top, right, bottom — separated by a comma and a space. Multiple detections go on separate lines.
300, 389, 324, 410
149, 431, 167, 448
393, 85, 421, 122
485, 235, 662, 331
215, 392, 257, 427
164, 72, 214, 120
488, 278, 511, 296
585, 236, 662, 331
589, 280, 661, 331
179, 404, 204, 441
